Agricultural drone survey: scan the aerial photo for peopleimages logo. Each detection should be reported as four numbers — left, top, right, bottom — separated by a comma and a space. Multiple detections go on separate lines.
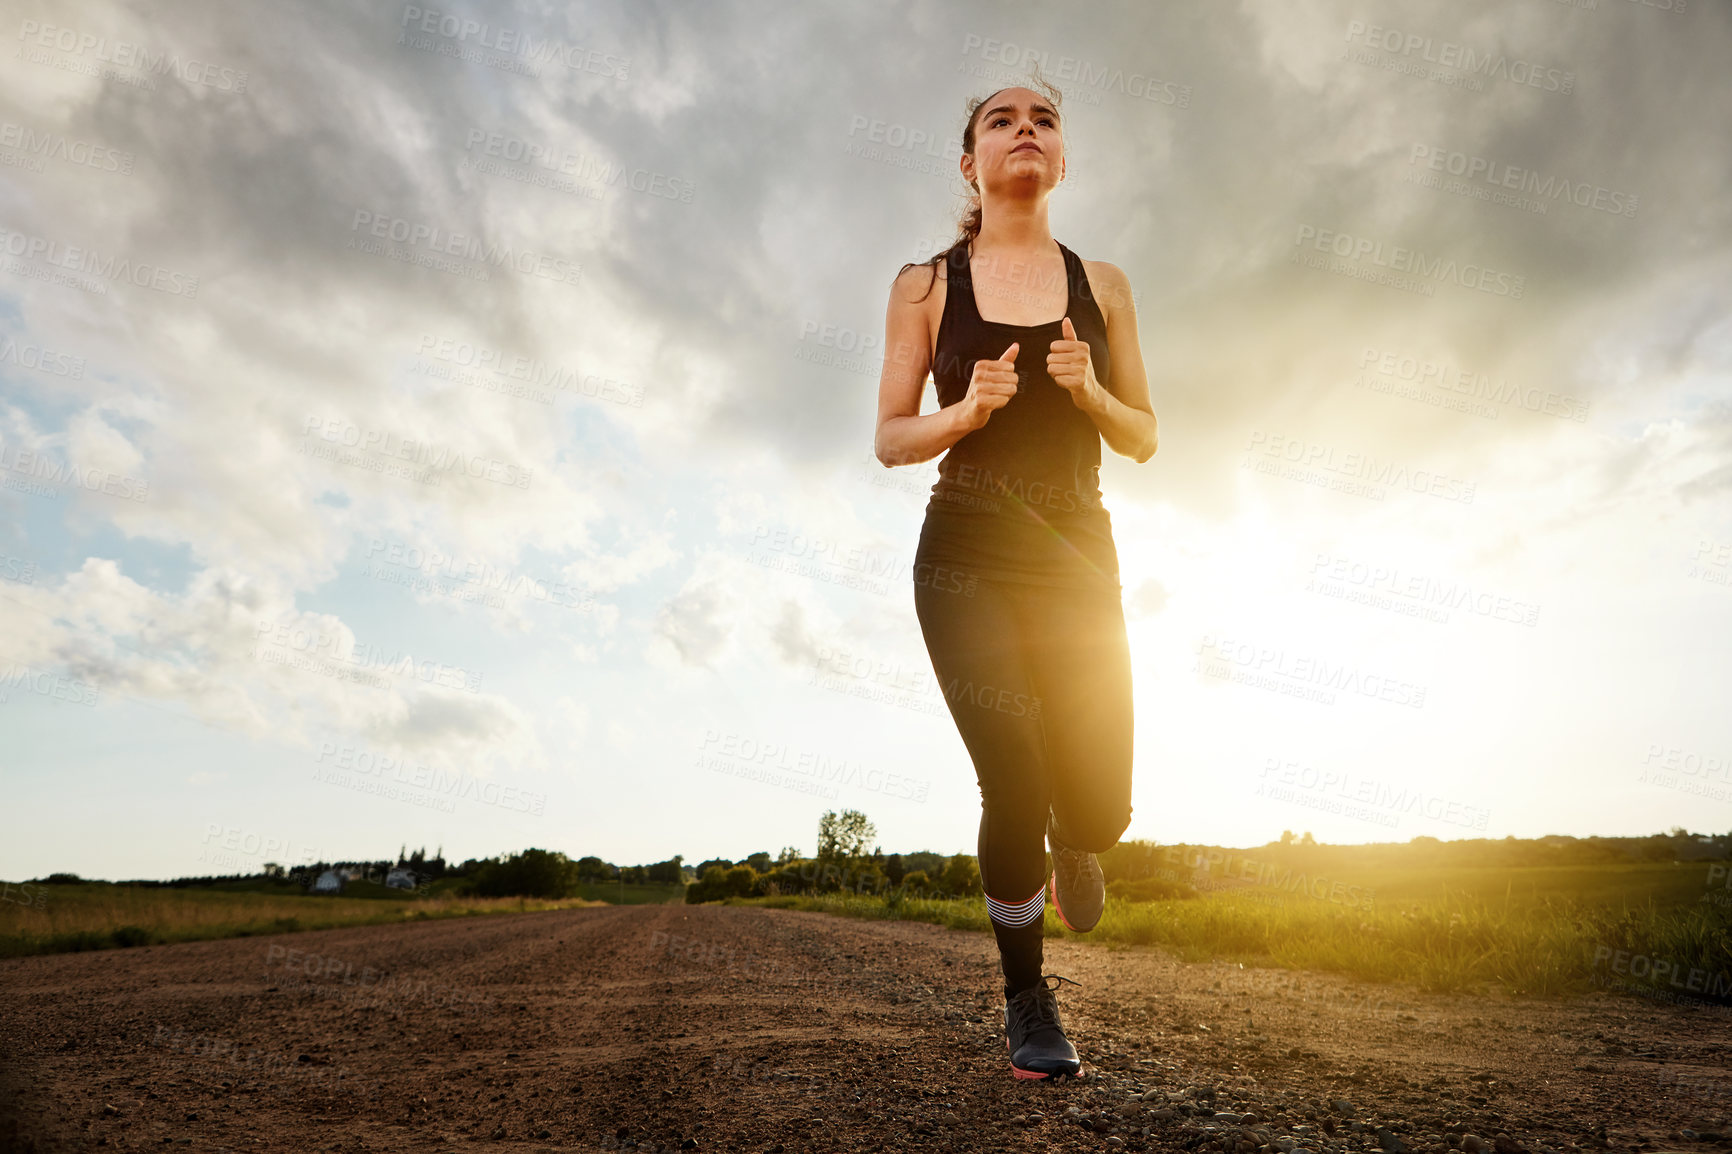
0, 224, 200, 297
0, 336, 85, 379
0, 439, 150, 501
397, 6, 629, 78
1294, 225, 1525, 299
1343, 20, 1575, 94
14, 19, 249, 91
1195, 633, 1427, 709
1357, 346, 1589, 423
959, 34, 1191, 108
1243, 429, 1477, 505
301, 416, 533, 489
459, 129, 693, 203
0, 664, 101, 707
0, 119, 135, 175
347, 209, 582, 285
1407, 145, 1637, 219
1259, 757, 1491, 831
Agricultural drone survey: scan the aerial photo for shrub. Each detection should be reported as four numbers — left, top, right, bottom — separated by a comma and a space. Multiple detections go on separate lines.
940, 855, 981, 897
723, 866, 758, 898
685, 865, 732, 905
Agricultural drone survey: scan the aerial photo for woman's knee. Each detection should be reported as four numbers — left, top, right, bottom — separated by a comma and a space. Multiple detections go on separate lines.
1057, 805, 1132, 855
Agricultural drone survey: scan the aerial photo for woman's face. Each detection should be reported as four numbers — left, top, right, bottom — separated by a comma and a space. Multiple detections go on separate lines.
966, 87, 1064, 194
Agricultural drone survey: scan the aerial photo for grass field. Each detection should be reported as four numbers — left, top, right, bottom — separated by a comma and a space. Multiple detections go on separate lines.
0, 878, 686, 959
7, 861, 1727, 1008
724, 860, 1732, 1003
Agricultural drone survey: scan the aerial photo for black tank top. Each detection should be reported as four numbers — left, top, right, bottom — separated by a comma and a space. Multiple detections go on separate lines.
916, 238, 1121, 593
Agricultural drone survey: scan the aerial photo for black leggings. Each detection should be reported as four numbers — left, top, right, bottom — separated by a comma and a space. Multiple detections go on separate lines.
914, 569, 1134, 988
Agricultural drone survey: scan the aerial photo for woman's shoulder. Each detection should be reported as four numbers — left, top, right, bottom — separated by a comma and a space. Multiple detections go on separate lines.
889, 248, 955, 308
1074, 252, 1134, 316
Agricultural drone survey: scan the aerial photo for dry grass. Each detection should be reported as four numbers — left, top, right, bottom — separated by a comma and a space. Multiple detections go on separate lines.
728, 879, 1732, 1002
0, 884, 608, 958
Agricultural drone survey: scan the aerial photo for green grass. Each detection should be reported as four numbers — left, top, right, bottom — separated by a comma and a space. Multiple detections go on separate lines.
1334, 861, 1726, 911
707, 864, 1732, 1004
571, 881, 688, 905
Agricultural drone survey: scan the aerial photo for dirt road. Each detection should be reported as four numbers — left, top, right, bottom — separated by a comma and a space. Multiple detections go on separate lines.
2, 903, 1729, 1152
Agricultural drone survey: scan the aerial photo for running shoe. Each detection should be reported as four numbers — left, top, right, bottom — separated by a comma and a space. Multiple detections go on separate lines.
1047, 812, 1105, 932
1004, 973, 1083, 1080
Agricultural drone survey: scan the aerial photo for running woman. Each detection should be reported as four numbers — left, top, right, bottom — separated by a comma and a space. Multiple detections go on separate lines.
874, 79, 1159, 1081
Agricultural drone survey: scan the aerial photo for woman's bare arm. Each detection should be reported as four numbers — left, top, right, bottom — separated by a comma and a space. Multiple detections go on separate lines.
1079, 261, 1159, 463
873, 265, 980, 467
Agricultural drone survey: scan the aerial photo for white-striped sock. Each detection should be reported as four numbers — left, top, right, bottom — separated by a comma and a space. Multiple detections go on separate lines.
985, 885, 1045, 928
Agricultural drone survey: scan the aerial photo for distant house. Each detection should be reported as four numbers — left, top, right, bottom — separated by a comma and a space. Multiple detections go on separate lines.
385, 867, 419, 890
311, 868, 345, 894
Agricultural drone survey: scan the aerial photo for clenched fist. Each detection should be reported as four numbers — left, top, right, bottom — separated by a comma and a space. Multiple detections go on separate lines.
1047, 317, 1104, 411
962, 341, 1020, 431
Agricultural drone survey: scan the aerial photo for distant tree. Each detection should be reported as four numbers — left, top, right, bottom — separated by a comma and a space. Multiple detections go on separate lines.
745, 851, 773, 873
1640, 834, 1673, 862
645, 855, 684, 884
776, 846, 801, 865
1280, 830, 1295, 846
696, 858, 733, 878
885, 853, 905, 886
817, 810, 877, 864
262, 862, 285, 879
473, 848, 577, 898
1299, 831, 1316, 846
575, 856, 614, 881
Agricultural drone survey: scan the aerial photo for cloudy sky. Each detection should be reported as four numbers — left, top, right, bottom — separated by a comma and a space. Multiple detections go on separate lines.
2, 0, 1729, 881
